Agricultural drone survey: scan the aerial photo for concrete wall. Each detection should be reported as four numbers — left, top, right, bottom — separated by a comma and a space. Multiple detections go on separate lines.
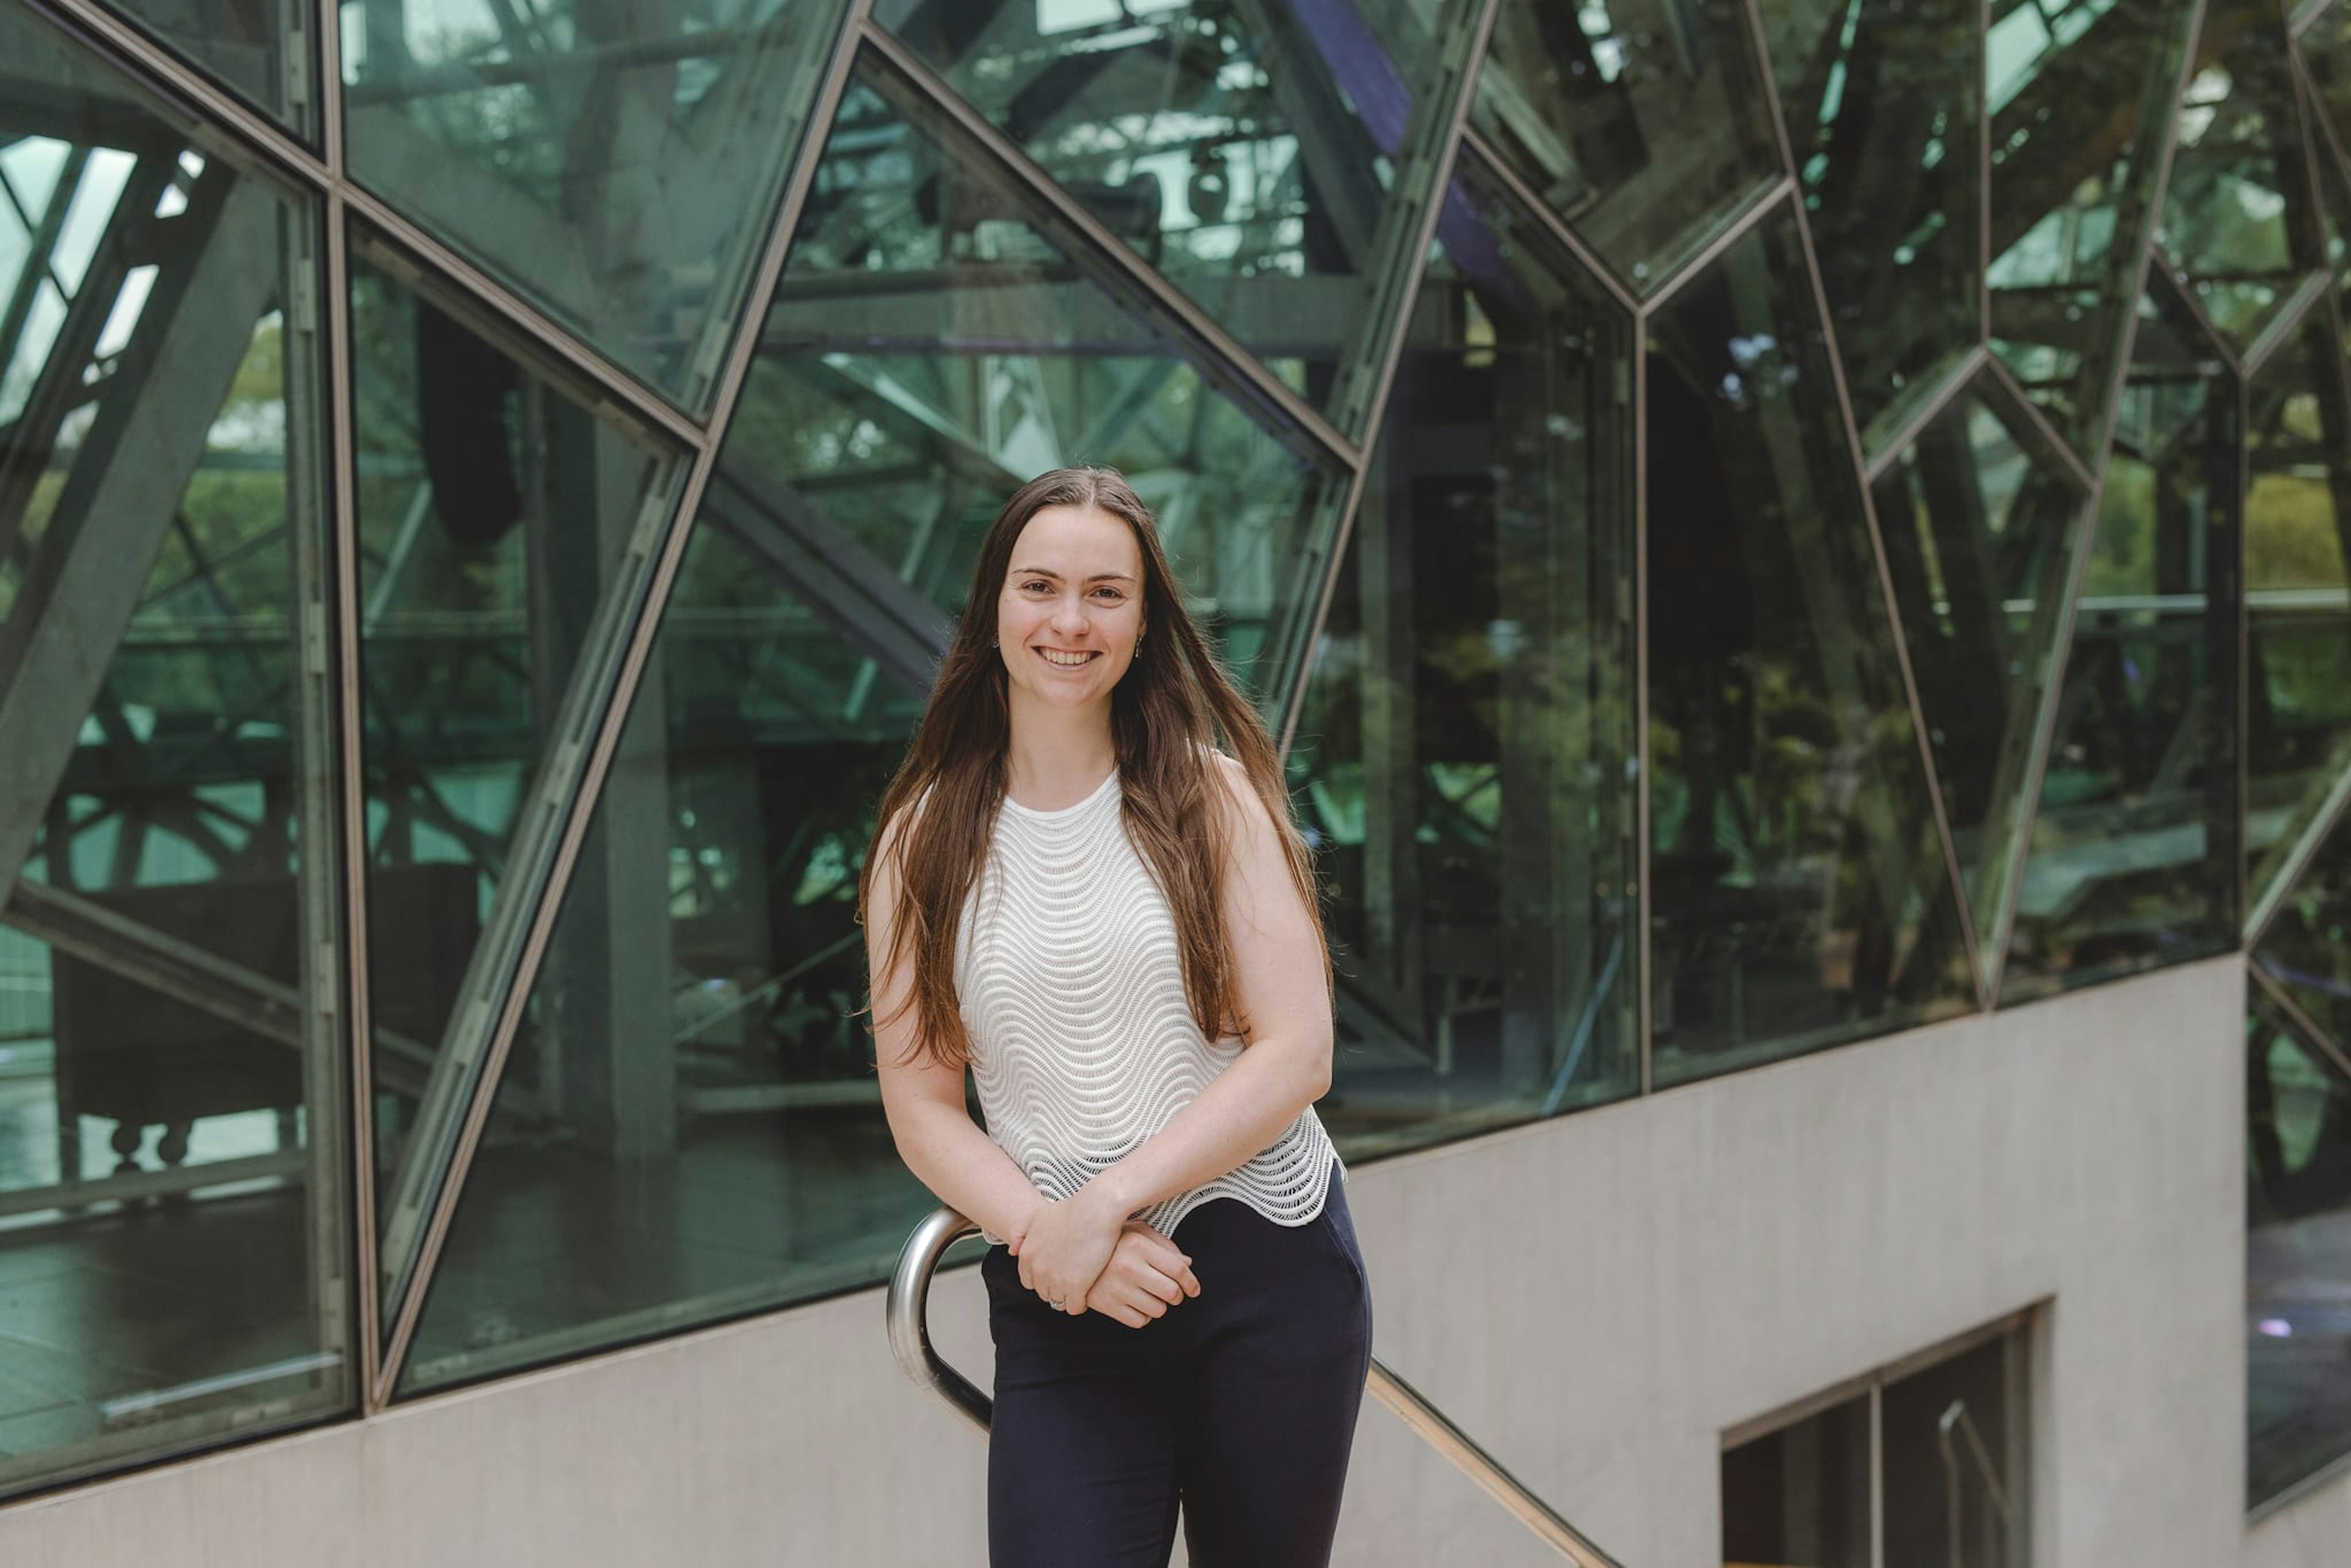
0, 956, 2249, 1566
2246, 1470, 2351, 1568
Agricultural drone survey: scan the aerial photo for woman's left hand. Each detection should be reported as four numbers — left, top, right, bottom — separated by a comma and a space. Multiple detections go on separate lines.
1010, 1187, 1124, 1315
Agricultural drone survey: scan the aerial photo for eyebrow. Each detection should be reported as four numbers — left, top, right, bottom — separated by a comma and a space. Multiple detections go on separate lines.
1010, 566, 1137, 585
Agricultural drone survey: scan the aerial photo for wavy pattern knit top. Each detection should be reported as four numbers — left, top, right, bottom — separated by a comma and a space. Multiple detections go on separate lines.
954, 768, 1341, 1245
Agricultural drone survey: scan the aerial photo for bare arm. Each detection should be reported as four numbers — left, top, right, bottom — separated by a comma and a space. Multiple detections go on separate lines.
866, 814, 1046, 1248
1012, 756, 1332, 1307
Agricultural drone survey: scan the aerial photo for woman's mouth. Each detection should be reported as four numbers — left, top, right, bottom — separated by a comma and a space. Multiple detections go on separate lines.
1037, 648, 1100, 667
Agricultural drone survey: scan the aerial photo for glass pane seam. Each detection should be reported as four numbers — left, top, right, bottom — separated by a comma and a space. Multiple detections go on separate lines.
1273, 463, 1376, 762
2249, 760, 2351, 945
1785, 189, 1992, 1007
372, 0, 879, 1402
2239, 367, 2254, 932
1980, 353, 2101, 495
1635, 342, 1652, 1097
1731, 0, 1805, 186
1980, 485, 2105, 1000
2077, 0, 2206, 467
29, 0, 725, 460
1861, 345, 1996, 484
367, 455, 691, 1324
1271, 0, 1504, 748
1632, 177, 1796, 321
1325, 0, 1505, 442
32, 0, 331, 182
2251, 955, 2351, 1081
312, 0, 342, 176
318, 188, 384, 1411
283, 200, 355, 1417
2238, 270, 2333, 378
1457, 129, 1643, 318
342, 190, 707, 452
2298, 40, 2351, 189
1993, 228, 2209, 1001
1967, 363, 2109, 994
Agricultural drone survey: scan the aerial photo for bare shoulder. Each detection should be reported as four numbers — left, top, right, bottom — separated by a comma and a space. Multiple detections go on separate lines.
1202, 747, 1273, 830
870, 784, 933, 869
1205, 745, 1252, 795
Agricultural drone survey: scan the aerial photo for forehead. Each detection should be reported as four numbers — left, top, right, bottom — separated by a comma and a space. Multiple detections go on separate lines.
1008, 503, 1142, 574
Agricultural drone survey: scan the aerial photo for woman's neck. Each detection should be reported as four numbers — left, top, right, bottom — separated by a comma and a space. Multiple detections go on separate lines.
1004, 691, 1116, 812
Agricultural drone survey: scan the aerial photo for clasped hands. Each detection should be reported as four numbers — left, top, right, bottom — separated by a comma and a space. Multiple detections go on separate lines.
1008, 1184, 1201, 1327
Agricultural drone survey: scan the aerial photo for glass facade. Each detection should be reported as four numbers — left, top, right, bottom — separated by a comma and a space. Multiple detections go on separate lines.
1723, 1327, 2031, 1566
0, 2, 350, 1495
2248, 994, 2351, 1504
1, 0, 2350, 1520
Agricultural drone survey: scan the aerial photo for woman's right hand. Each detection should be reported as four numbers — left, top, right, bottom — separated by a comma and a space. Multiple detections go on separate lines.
1082, 1221, 1202, 1327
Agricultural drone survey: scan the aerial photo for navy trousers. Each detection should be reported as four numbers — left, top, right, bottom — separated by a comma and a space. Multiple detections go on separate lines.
982, 1158, 1373, 1567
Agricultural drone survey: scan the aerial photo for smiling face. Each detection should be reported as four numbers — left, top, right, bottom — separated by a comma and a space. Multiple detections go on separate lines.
996, 502, 1147, 713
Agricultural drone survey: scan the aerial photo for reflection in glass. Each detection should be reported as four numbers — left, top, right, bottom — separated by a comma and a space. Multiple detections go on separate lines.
1720, 1394, 1872, 1568
2003, 285, 2240, 1000
1883, 1333, 2028, 1567
1646, 206, 1973, 1086
1473, 0, 1782, 294
1286, 164, 1638, 1159
2156, 0, 2327, 349
396, 64, 1341, 1392
351, 242, 685, 1251
2257, 792, 2351, 1051
2248, 1005, 2351, 1506
1987, 0, 2193, 456
1769, 0, 1982, 440
340, 0, 851, 405
737, 75, 1343, 696
872, 0, 1453, 414
2304, 1, 2351, 156
1872, 383, 2090, 980
2247, 309, 2351, 910
0, 4, 348, 1499
102, 0, 315, 137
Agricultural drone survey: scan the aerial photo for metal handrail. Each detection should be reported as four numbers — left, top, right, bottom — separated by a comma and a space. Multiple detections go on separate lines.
886, 1208, 1622, 1567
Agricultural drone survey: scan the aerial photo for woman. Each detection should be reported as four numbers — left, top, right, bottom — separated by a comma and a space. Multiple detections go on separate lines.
861, 467, 1372, 1566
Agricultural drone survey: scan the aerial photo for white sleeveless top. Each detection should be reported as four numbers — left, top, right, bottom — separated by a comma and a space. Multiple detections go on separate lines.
953, 768, 1342, 1244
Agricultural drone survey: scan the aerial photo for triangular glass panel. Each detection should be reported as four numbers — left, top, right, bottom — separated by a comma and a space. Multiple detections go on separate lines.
1768, 0, 1984, 444
2292, 0, 2351, 184
350, 233, 694, 1331
2157, 0, 2330, 351
2258, 803, 2351, 1063
391, 66, 1344, 1395
2001, 282, 2240, 1003
1644, 201, 1974, 1090
2247, 304, 2351, 914
97, 0, 313, 137
1988, 0, 2196, 459
0, 1, 352, 1496
1472, 0, 1784, 296
1284, 153, 1639, 1159
871, 0, 1468, 419
1870, 374, 2092, 993
340, 0, 855, 409
2246, 994, 2351, 1507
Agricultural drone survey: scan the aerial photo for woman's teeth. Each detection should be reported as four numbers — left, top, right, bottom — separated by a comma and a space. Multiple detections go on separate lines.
1040, 649, 1098, 666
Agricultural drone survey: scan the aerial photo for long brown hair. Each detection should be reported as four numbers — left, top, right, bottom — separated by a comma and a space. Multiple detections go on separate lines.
859, 467, 1324, 1071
